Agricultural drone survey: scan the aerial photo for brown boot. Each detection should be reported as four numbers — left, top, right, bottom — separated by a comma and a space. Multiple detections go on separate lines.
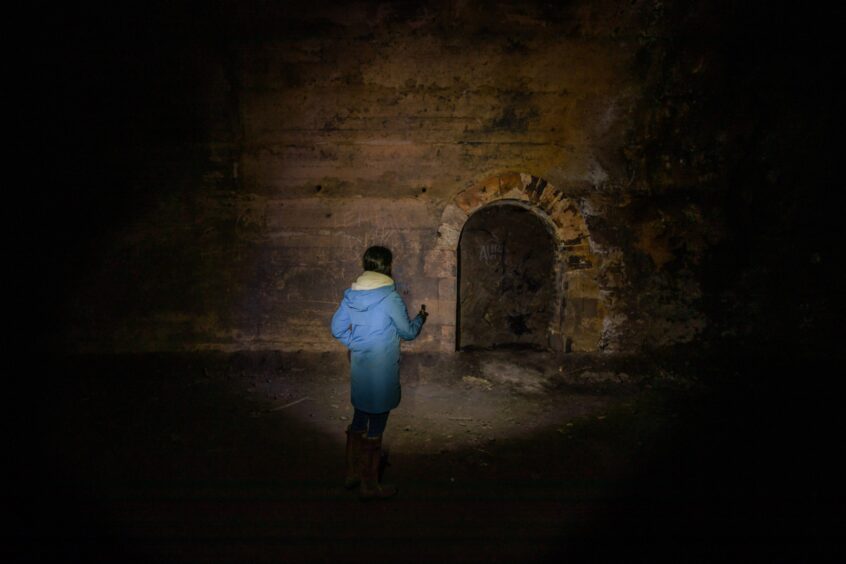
344, 426, 366, 489
359, 434, 397, 501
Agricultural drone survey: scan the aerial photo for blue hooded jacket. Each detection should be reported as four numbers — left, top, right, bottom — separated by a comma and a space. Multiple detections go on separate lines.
331, 271, 424, 413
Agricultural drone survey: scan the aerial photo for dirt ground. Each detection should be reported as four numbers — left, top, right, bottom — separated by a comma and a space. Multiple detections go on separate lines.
7, 349, 843, 562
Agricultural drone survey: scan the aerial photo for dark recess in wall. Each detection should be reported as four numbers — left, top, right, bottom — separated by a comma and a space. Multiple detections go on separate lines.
458, 204, 555, 351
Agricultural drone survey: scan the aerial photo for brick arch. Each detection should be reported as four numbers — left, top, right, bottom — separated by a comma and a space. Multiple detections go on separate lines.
434, 172, 602, 352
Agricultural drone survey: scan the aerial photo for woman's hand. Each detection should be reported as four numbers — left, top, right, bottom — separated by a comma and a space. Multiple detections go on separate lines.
419, 304, 429, 322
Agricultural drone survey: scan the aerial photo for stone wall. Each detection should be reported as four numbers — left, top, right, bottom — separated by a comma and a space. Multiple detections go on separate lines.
38, 1, 838, 355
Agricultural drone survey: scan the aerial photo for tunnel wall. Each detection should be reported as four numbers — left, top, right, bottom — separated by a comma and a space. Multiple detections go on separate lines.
41, 1, 837, 355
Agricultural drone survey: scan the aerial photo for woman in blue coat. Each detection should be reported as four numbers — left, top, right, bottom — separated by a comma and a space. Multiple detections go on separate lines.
331, 246, 427, 500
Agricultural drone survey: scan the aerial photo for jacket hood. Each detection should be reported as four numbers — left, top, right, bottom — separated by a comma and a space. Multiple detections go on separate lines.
344, 271, 395, 312
351, 271, 394, 290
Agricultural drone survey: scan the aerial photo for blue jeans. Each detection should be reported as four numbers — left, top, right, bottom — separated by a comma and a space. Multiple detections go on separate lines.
350, 408, 390, 438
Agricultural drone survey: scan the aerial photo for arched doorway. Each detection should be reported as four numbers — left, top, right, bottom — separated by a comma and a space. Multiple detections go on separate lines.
457, 202, 556, 350
435, 172, 603, 353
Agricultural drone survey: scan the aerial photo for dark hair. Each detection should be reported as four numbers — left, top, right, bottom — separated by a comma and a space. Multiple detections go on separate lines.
363, 246, 392, 274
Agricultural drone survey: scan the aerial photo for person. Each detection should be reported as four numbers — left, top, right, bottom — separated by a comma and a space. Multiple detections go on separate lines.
330, 246, 427, 501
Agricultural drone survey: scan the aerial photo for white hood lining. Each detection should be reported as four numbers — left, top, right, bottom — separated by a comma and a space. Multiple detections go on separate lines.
351, 271, 394, 290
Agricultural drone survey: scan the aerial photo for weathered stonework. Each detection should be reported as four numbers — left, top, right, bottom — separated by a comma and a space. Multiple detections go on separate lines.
53, 1, 832, 356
